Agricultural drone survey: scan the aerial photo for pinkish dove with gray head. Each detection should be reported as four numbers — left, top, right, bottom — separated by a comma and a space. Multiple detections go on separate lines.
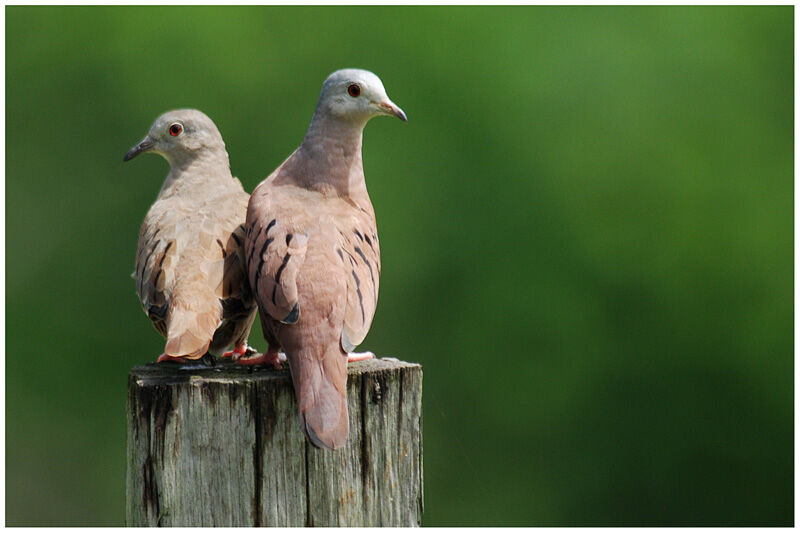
125, 109, 257, 363
243, 69, 407, 449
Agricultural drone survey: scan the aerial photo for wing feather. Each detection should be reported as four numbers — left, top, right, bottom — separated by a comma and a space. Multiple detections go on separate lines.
246, 193, 308, 324
339, 219, 380, 351
136, 186, 255, 357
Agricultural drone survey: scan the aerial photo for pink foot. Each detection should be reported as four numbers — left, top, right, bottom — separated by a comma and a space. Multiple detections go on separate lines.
222, 344, 249, 360
347, 351, 375, 362
157, 353, 186, 363
237, 347, 286, 369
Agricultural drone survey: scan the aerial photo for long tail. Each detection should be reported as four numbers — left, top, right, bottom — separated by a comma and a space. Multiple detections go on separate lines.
288, 344, 349, 450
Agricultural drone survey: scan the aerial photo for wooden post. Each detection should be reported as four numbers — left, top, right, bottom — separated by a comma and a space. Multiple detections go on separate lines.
126, 358, 423, 527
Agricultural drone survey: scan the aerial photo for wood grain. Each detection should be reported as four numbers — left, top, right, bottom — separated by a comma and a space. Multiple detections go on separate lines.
126, 358, 422, 526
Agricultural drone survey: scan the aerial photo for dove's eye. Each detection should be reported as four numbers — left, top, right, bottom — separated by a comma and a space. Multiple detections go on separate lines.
168, 123, 183, 136
347, 84, 361, 98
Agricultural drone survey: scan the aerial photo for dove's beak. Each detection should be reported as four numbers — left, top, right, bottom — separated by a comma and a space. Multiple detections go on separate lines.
378, 101, 407, 122
124, 137, 155, 161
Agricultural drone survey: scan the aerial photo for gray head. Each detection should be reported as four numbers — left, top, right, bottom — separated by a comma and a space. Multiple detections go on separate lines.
123, 109, 227, 166
315, 69, 407, 125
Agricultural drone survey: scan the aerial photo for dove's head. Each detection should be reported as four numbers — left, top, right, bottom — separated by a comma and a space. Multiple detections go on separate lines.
316, 69, 407, 125
124, 109, 227, 167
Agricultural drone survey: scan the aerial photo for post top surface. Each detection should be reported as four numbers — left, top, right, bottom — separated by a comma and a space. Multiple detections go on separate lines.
130, 356, 420, 387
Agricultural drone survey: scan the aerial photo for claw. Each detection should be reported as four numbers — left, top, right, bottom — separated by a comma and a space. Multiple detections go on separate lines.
222, 343, 250, 361
236, 347, 285, 369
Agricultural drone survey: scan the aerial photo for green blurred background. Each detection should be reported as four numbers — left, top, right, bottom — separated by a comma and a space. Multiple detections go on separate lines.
6, 6, 793, 526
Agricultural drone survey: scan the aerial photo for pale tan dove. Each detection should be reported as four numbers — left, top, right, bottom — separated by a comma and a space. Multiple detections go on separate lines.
125, 109, 257, 363
243, 69, 406, 449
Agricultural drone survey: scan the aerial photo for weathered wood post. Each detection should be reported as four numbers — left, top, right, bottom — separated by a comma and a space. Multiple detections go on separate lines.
126, 358, 423, 526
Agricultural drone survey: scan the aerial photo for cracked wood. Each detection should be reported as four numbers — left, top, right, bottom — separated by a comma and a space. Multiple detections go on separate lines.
126, 358, 423, 526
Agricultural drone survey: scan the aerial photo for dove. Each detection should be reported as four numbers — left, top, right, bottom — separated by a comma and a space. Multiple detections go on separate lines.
125, 109, 257, 363
244, 69, 406, 449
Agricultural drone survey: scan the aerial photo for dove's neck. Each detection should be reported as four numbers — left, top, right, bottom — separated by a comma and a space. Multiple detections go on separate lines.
279, 112, 368, 199
159, 150, 233, 198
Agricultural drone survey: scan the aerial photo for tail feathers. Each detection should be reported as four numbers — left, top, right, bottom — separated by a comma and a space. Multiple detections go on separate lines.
164, 299, 220, 359
299, 396, 349, 450
164, 330, 211, 359
291, 346, 349, 450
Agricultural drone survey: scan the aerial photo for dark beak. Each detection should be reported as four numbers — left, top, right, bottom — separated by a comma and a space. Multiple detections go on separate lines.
379, 101, 408, 122
124, 137, 155, 161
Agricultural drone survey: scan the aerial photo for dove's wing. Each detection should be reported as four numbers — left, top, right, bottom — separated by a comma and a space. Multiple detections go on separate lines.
135, 215, 175, 339
246, 190, 308, 325
336, 210, 380, 352
137, 185, 254, 359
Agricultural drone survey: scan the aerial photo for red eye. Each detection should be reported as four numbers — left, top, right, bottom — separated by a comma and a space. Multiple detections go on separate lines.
168, 123, 183, 136
347, 84, 361, 97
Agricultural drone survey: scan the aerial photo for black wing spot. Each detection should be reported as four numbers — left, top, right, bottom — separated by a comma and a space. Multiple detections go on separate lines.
158, 241, 173, 267
260, 238, 274, 258
265, 219, 277, 234
255, 237, 275, 285
342, 248, 357, 266
247, 241, 257, 267
286, 233, 293, 245
354, 246, 368, 265
352, 271, 365, 323
136, 240, 149, 264
139, 241, 160, 294
337, 248, 344, 261
143, 241, 158, 269
282, 302, 300, 324
353, 229, 364, 241
355, 247, 375, 287
216, 239, 227, 258
136, 242, 151, 277
275, 252, 290, 284
231, 232, 242, 246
